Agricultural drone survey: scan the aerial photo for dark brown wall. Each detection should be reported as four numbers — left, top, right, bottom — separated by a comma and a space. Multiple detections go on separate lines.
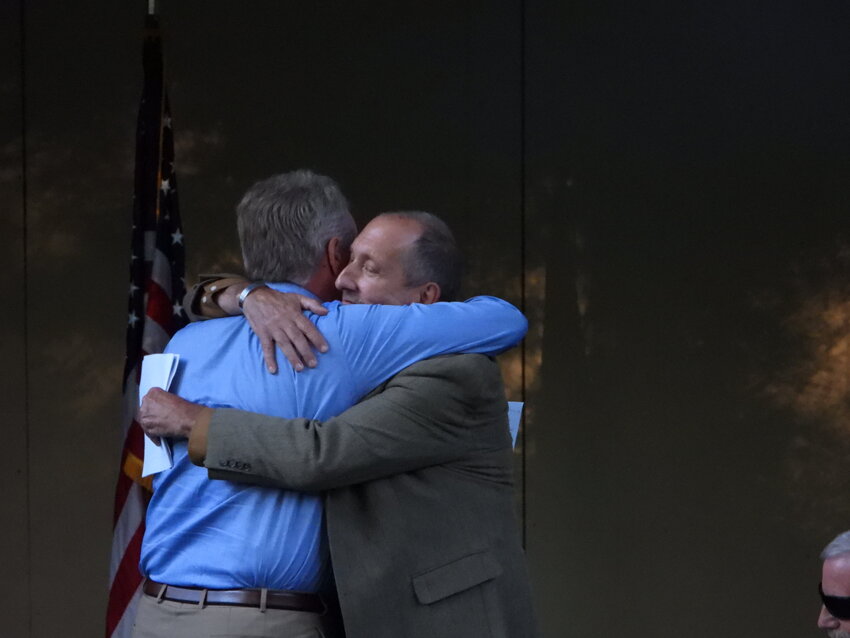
5, 1, 850, 636
1, 3, 28, 636
524, 2, 850, 635
4, 2, 140, 636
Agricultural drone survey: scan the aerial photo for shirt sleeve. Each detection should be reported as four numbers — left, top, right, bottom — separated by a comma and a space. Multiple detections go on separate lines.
332, 295, 527, 397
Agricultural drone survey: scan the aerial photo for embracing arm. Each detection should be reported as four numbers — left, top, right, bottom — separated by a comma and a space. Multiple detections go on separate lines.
194, 355, 512, 491
336, 296, 528, 397
183, 274, 329, 372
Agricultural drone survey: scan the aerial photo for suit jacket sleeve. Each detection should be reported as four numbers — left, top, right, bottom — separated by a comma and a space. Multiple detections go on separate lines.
183, 272, 247, 321
203, 354, 512, 491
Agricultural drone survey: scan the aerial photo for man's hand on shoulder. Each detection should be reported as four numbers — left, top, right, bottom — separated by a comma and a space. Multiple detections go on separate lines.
241, 287, 329, 374
188, 275, 331, 374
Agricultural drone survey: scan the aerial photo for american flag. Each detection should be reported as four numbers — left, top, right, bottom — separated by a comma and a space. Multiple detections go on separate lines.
106, 14, 186, 638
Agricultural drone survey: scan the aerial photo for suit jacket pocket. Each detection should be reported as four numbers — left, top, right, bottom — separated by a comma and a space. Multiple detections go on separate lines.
411, 550, 502, 605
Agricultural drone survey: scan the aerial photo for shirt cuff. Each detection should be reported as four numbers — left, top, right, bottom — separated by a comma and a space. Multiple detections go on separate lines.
187, 407, 214, 466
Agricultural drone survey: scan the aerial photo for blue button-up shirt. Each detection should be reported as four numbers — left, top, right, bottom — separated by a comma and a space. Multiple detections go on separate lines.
140, 284, 527, 591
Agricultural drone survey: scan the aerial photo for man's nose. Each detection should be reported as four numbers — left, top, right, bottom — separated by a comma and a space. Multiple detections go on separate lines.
819, 605, 840, 629
335, 264, 355, 291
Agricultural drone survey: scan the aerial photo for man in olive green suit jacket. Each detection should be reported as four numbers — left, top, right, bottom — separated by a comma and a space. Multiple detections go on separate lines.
192, 352, 539, 638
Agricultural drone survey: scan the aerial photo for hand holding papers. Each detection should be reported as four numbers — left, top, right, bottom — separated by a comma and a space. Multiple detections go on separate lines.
140, 353, 180, 477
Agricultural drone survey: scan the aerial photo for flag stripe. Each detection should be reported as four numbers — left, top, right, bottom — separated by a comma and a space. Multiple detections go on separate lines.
150, 247, 173, 295
124, 422, 147, 482
111, 465, 133, 528
144, 277, 174, 334
141, 321, 172, 360
106, 523, 145, 636
109, 483, 146, 582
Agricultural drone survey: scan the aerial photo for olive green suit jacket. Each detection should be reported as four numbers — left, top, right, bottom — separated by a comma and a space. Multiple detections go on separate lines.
201, 354, 539, 638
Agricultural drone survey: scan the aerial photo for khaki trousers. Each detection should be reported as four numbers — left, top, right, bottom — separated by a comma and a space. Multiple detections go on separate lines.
131, 591, 345, 638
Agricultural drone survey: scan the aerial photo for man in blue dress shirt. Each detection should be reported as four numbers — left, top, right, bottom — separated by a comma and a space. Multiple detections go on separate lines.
132, 170, 527, 638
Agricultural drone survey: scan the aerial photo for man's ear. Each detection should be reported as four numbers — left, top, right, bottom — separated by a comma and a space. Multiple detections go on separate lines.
417, 282, 441, 305
326, 237, 348, 277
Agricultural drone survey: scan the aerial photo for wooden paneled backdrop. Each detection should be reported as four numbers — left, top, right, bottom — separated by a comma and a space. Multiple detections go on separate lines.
4, 1, 850, 636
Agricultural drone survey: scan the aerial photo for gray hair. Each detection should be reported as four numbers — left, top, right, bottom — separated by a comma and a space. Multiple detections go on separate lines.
376, 211, 463, 301
236, 170, 357, 284
822, 531, 850, 560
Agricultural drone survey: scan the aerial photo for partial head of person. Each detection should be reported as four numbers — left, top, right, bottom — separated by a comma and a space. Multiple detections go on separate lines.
237, 170, 357, 301
819, 531, 850, 636
335, 211, 463, 306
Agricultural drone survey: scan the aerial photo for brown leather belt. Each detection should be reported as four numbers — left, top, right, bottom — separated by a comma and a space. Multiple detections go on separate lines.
142, 579, 326, 614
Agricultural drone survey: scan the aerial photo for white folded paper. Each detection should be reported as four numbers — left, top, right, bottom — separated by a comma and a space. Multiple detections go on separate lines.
140, 353, 180, 477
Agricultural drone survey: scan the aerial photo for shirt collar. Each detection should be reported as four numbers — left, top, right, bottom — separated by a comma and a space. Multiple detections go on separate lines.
265, 282, 320, 301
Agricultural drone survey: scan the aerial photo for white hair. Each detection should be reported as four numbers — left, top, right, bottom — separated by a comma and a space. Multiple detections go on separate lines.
822, 531, 850, 560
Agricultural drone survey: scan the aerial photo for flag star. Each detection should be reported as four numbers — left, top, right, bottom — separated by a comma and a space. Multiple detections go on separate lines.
171, 229, 184, 245
128, 312, 139, 327
161, 178, 172, 195
164, 115, 172, 129
129, 283, 140, 296
173, 302, 183, 316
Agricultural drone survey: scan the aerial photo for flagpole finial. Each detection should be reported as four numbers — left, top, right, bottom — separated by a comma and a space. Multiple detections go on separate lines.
148, 0, 156, 15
